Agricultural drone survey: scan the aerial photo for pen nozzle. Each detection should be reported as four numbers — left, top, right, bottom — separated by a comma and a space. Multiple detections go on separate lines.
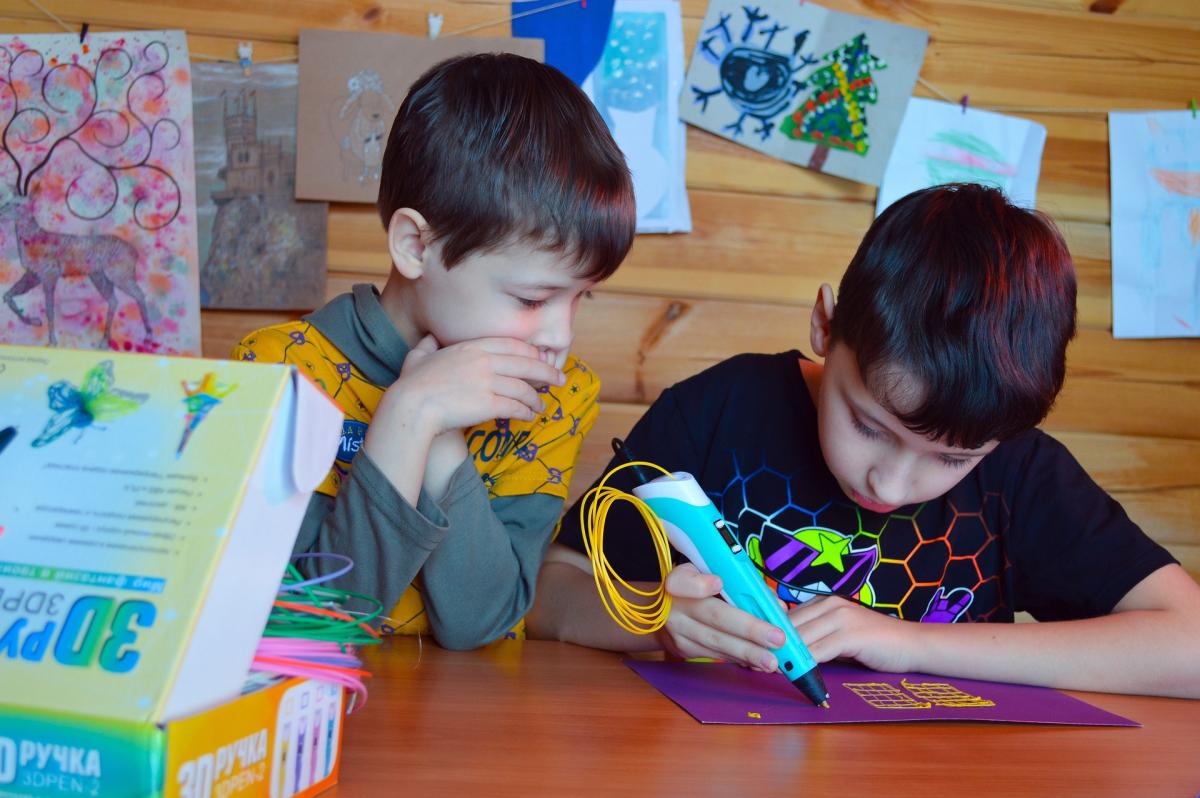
611, 438, 654, 486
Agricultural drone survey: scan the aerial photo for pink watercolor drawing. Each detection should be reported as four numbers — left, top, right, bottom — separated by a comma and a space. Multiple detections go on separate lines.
0, 31, 200, 353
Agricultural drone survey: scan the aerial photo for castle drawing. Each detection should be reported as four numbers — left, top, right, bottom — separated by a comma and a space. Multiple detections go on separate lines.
212, 88, 296, 203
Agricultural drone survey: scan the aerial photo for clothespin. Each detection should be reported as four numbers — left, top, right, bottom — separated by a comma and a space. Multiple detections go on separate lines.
237, 41, 253, 77
427, 12, 444, 39
960, 94, 969, 114
79, 22, 89, 53
1190, 98, 1198, 120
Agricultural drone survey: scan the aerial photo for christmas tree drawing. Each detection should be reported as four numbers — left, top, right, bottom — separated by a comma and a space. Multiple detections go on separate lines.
780, 33, 886, 172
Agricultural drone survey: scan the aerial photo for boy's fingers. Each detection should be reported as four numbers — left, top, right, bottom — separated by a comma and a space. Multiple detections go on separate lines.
691, 597, 787, 650
786, 594, 839, 626
492, 376, 546, 415
666, 572, 785, 651
490, 354, 565, 387
490, 397, 536, 423
666, 567, 785, 649
669, 615, 777, 671
664, 563, 722, 599
412, 334, 440, 354
467, 337, 543, 359
791, 611, 841, 648
794, 626, 843, 664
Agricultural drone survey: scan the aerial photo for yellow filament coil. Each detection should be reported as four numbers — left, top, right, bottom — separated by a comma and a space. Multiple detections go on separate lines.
579, 460, 675, 635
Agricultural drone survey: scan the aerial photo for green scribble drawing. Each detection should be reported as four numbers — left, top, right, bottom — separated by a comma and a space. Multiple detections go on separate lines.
925, 130, 1018, 187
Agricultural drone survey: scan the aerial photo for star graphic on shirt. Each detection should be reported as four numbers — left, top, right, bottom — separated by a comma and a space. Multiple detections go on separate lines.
795, 528, 851, 571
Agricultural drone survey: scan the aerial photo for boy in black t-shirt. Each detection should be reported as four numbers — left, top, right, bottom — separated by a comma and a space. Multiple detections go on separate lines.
528, 184, 1200, 698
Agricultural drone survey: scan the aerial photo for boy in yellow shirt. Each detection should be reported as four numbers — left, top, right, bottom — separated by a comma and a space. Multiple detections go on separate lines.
234, 54, 634, 649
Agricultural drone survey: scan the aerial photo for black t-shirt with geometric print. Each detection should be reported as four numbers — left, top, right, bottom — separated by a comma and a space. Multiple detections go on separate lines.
557, 352, 1176, 623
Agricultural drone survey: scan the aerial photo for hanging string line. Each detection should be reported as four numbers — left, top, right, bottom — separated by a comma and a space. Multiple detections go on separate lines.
19, 3, 1195, 116
23, 0, 584, 63
441, 0, 580, 38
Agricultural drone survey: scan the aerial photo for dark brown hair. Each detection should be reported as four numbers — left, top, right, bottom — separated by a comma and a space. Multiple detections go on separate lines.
831, 184, 1078, 449
377, 53, 635, 280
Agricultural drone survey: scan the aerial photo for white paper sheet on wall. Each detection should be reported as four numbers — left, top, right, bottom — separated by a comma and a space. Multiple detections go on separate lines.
1109, 110, 1200, 339
875, 98, 1047, 216
584, 0, 691, 233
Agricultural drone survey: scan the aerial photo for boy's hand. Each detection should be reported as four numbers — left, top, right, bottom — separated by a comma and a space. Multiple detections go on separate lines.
788, 594, 917, 673
385, 335, 565, 436
656, 563, 789, 673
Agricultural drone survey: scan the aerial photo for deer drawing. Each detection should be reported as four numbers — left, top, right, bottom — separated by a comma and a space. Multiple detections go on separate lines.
0, 194, 153, 347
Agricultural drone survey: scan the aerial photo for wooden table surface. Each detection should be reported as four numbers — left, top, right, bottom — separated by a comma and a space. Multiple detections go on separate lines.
327, 638, 1200, 797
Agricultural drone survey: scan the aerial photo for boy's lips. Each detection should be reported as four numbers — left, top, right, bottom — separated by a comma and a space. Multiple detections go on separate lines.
850, 489, 899, 514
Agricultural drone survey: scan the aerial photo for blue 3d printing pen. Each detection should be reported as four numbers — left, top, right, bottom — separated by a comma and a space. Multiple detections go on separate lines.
614, 441, 830, 707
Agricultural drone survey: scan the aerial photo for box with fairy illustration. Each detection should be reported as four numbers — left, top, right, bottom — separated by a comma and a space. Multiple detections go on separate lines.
0, 344, 345, 797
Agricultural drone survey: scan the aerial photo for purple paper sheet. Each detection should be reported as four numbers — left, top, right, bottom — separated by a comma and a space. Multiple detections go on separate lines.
626, 660, 1138, 726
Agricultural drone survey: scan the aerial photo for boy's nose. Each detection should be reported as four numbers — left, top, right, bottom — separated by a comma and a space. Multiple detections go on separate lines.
531, 307, 574, 354
867, 458, 910, 506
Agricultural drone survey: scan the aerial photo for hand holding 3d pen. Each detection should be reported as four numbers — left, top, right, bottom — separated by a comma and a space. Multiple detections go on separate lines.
582, 439, 829, 707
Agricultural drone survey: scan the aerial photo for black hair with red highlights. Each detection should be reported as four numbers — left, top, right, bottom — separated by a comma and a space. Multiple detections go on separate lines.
377, 53, 635, 280
830, 183, 1078, 449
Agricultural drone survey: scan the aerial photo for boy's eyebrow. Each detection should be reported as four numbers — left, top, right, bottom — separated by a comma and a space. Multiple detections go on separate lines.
506, 281, 575, 291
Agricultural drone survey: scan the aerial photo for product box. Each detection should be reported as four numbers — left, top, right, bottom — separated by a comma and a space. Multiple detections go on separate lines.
0, 675, 344, 798
0, 345, 346, 797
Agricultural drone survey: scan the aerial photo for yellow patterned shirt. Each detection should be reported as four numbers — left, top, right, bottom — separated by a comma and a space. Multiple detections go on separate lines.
233, 300, 599, 640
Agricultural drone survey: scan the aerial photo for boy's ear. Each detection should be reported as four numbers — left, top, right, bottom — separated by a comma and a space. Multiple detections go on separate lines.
387, 208, 431, 280
809, 283, 836, 358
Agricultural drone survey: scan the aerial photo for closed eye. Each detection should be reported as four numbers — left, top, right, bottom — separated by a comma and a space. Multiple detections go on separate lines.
939, 454, 972, 469
515, 296, 547, 309
850, 415, 882, 440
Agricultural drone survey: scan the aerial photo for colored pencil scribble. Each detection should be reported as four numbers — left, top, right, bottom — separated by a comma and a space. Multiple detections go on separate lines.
177, 373, 237, 458
1151, 168, 1200, 198
32, 361, 149, 447
924, 130, 1018, 187
1151, 169, 1200, 247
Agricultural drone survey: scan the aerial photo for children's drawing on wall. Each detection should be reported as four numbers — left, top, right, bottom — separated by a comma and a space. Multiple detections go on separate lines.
779, 33, 882, 170
876, 98, 1046, 215
679, 0, 928, 186
193, 62, 326, 310
295, 29, 543, 204
1109, 110, 1200, 338
334, 69, 393, 185
0, 31, 200, 353
688, 6, 816, 142
511, 0, 615, 86
583, 0, 691, 233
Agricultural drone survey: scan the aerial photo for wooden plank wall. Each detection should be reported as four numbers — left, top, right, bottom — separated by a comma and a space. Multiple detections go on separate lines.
4, 0, 1196, 577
